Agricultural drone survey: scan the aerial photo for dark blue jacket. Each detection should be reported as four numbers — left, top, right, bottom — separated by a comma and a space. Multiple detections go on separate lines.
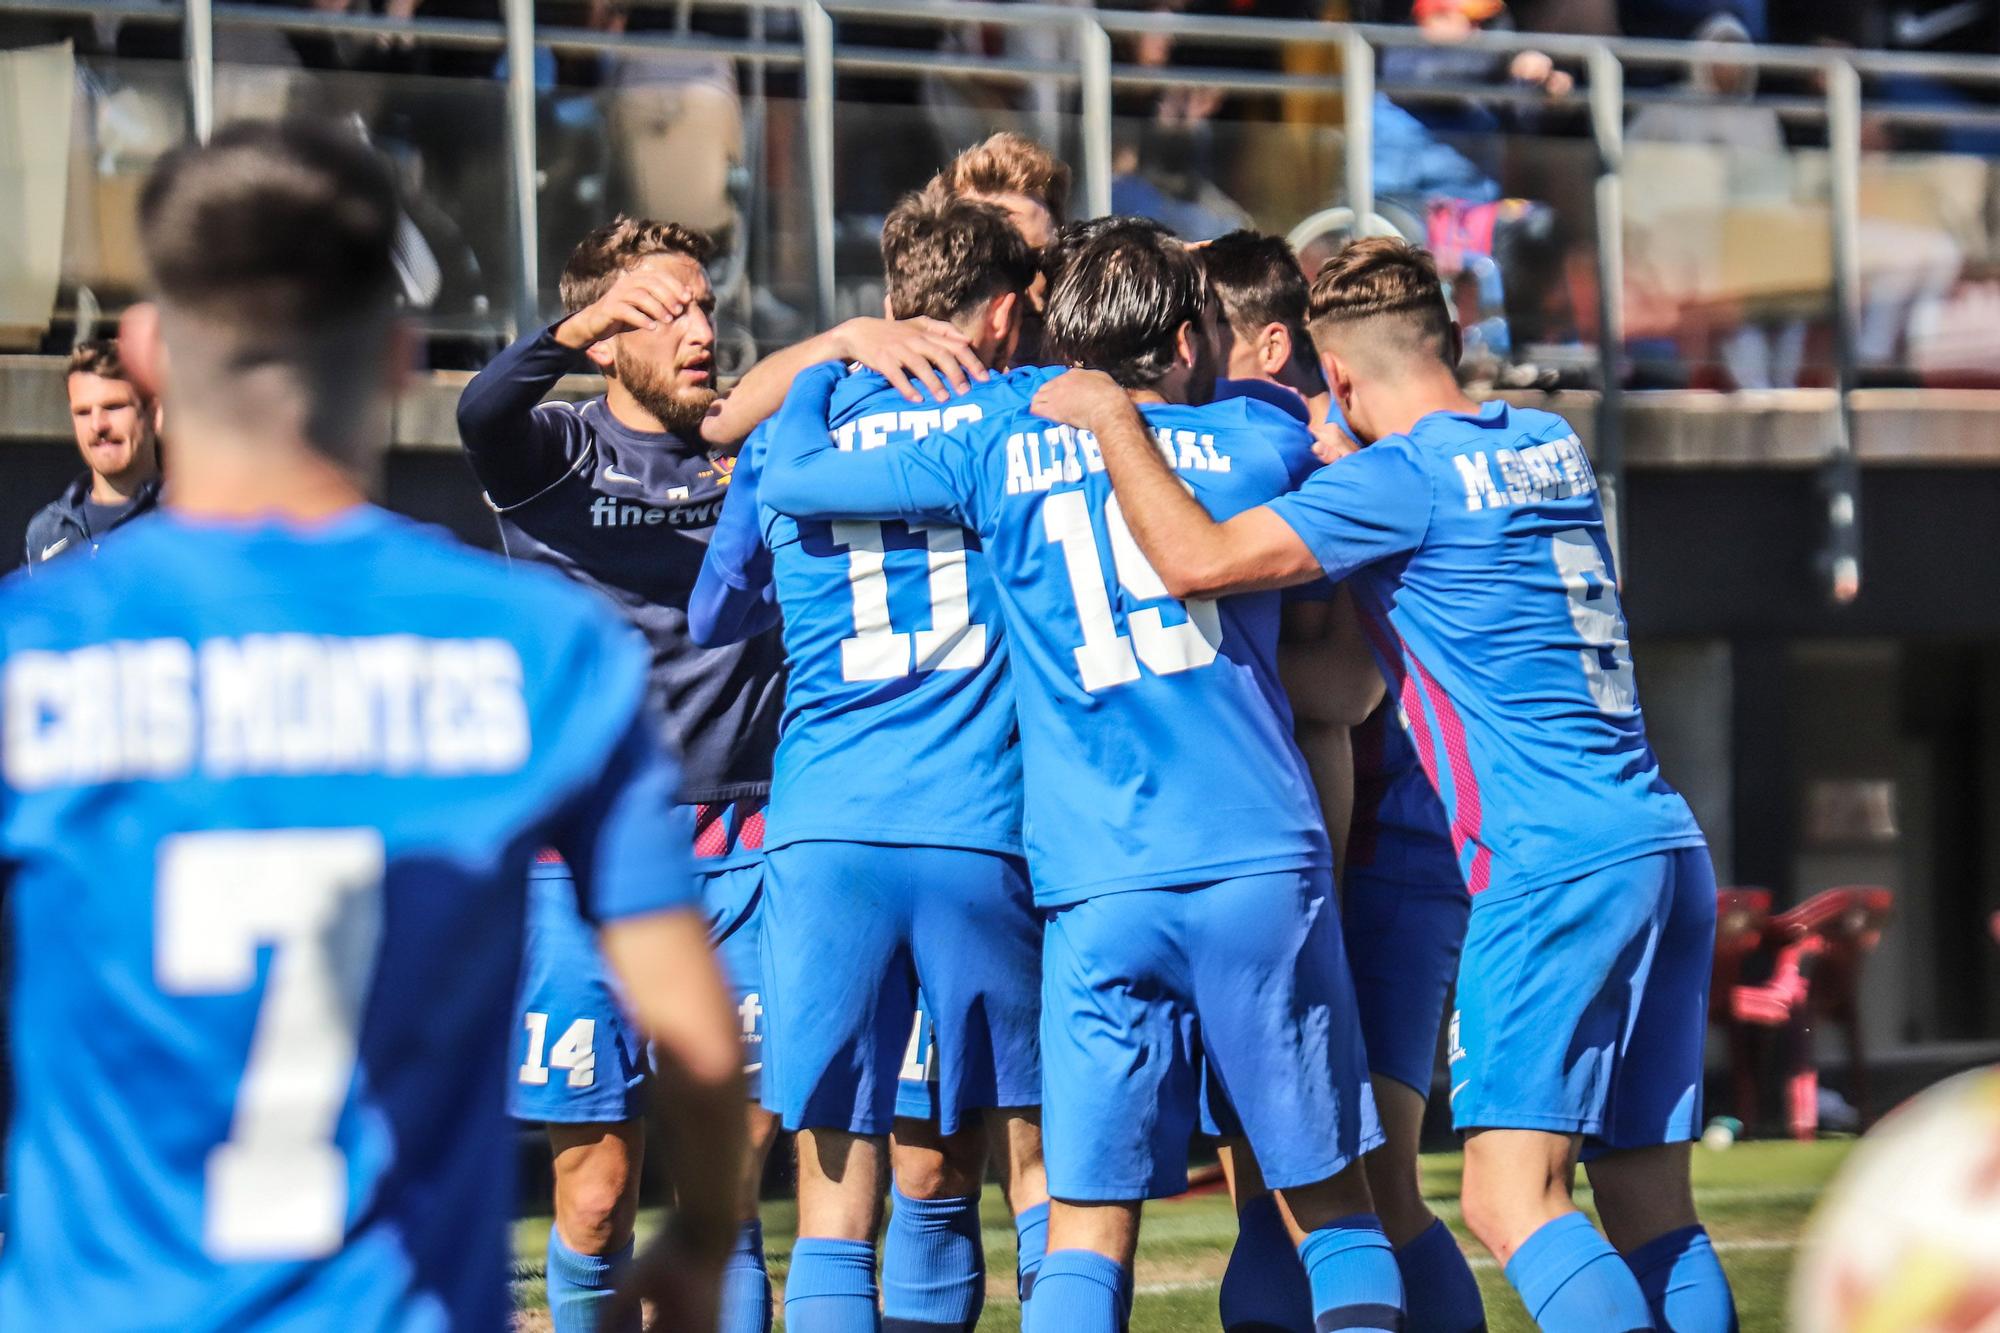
22, 473, 161, 572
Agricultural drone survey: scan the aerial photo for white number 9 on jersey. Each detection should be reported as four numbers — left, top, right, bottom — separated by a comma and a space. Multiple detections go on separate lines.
1552, 528, 1637, 714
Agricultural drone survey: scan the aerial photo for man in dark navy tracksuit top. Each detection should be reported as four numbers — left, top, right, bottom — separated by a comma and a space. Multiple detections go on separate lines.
22, 339, 162, 571
456, 215, 992, 1333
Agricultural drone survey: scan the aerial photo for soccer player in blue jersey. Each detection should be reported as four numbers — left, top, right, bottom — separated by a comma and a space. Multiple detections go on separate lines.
1209, 235, 1487, 1333
759, 218, 1404, 1333
0, 120, 746, 1331
455, 216, 987, 1333
690, 189, 1051, 1333
1044, 235, 1737, 1333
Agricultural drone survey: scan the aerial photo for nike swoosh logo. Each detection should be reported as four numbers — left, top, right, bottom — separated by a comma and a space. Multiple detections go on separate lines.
603, 465, 639, 484
1450, 1080, 1470, 1102
39, 538, 70, 560
741, 1061, 764, 1075
1896, 0, 1982, 46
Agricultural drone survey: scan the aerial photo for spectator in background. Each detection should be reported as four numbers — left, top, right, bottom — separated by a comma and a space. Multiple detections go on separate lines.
1369, 0, 1574, 364
1373, 0, 1571, 206
24, 339, 161, 569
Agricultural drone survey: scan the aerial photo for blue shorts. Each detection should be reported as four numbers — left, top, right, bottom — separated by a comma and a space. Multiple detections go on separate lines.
761, 841, 1040, 1138
1344, 873, 1471, 1097
1041, 869, 1378, 1201
1449, 845, 1716, 1150
510, 855, 768, 1123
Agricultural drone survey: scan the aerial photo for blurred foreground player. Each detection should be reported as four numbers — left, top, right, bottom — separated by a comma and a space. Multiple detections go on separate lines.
0, 120, 745, 1330
1046, 235, 1735, 1333
690, 192, 1050, 1331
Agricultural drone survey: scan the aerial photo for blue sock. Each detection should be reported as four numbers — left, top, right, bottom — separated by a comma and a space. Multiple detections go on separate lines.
1397, 1217, 1486, 1333
721, 1218, 773, 1333
1626, 1225, 1738, 1333
1218, 1194, 1312, 1332
1015, 1201, 1050, 1305
881, 1188, 985, 1331
1295, 1213, 1403, 1333
1504, 1212, 1654, 1333
546, 1226, 637, 1333
1025, 1249, 1128, 1333
784, 1237, 879, 1333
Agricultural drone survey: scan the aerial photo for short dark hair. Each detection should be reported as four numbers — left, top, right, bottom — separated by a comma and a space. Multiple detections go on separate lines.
138, 119, 399, 325
936, 133, 1072, 223
1041, 218, 1206, 389
1204, 230, 1309, 343
66, 337, 137, 386
881, 191, 1038, 322
1307, 236, 1454, 367
560, 216, 715, 313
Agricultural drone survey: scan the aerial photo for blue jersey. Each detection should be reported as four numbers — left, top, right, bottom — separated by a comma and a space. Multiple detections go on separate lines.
1267, 400, 1704, 898
1348, 701, 1462, 888
693, 367, 1035, 855
0, 507, 695, 1330
761, 365, 1330, 905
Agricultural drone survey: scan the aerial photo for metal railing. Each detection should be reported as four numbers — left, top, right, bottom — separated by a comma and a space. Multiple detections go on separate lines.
17, 0, 2000, 597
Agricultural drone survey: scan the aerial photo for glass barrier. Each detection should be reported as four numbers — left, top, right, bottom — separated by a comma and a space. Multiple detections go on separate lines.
31, 53, 192, 348
1621, 133, 1834, 392
1853, 148, 1999, 388
211, 56, 518, 367
535, 54, 812, 374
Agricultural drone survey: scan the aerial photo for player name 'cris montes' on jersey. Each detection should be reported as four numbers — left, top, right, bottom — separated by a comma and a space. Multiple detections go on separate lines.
4, 634, 531, 787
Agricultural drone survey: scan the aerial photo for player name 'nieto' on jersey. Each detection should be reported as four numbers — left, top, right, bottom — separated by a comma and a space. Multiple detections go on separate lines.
4, 632, 530, 789
1005, 423, 1234, 497
1450, 434, 1596, 512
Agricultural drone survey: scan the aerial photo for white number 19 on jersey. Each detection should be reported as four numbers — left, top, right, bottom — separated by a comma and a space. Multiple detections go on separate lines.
1043, 490, 1223, 693
157, 828, 385, 1261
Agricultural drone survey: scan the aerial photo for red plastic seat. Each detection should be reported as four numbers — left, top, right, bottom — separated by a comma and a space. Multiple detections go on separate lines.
1768, 887, 1894, 1138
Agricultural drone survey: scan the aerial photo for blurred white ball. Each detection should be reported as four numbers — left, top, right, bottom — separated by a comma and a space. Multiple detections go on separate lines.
1790, 1065, 2000, 1332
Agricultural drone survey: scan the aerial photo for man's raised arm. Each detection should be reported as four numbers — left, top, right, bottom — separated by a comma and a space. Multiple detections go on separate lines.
1029, 370, 1324, 599
701, 317, 990, 449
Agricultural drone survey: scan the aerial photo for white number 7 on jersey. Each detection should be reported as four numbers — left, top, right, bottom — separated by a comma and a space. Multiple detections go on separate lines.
157, 829, 385, 1261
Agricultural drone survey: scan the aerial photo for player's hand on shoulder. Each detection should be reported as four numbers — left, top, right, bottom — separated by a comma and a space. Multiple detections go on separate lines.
1031, 367, 1129, 433
834, 316, 988, 405
554, 268, 697, 350
1310, 419, 1360, 465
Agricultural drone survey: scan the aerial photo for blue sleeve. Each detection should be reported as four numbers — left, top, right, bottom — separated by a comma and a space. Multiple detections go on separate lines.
688, 431, 780, 647
455, 325, 595, 508
549, 706, 699, 923
1213, 378, 1311, 424
1268, 418, 1324, 491
758, 361, 977, 529
1265, 440, 1433, 582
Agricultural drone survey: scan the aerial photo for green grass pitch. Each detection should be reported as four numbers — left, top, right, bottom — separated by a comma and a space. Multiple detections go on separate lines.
511, 1137, 1850, 1330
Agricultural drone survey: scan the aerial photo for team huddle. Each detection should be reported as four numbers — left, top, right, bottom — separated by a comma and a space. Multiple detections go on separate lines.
0, 119, 1735, 1333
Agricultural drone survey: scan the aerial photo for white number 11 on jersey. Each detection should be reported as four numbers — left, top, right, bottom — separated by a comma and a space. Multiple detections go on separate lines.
157, 828, 385, 1261
834, 520, 988, 682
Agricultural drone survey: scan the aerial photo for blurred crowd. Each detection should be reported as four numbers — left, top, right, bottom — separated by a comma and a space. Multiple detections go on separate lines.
11, 0, 2000, 385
